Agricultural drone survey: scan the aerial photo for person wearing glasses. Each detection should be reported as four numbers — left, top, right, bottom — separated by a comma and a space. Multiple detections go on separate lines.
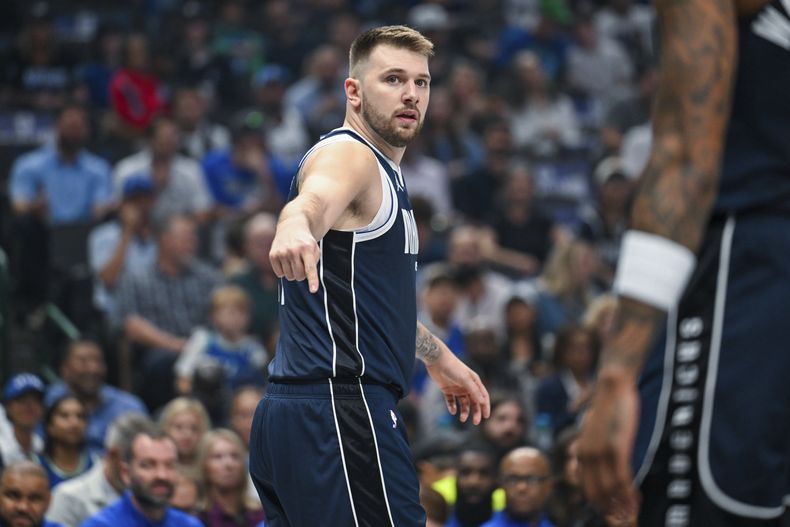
482, 447, 555, 527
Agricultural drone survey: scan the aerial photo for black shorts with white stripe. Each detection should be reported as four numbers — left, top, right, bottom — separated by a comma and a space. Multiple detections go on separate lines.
249, 380, 424, 527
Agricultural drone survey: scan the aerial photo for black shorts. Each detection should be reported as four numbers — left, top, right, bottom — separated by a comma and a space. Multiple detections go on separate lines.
634, 213, 790, 527
248, 380, 425, 527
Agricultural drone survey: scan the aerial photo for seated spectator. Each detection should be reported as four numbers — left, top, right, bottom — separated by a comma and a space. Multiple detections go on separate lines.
248, 65, 309, 167
109, 33, 165, 132
577, 157, 635, 287
39, 396, 95, 488
536, 326, 599, 437
228, 386, 265, 450
536, 239, 602, 337
88, 177, 157, 317
506, 51, 581, 158
9, 103, 113, 226
482, 448, 555, 527
45, 340, 147, 453
47, 413, 154, 527
477, 394, 529, 462
421, 486, 450, 527
159, 398, 211, 473
413, 433, 463, 492
502, 289, 543, 376
81, 427, 202, 527
197, 429, 264, 527
0, 461, 63, 527
170, 466, 203, 518
1, 4, 79, 111
229, 213, 280, 350
176, 286, 268, 395
113, 214, 221, 410
1, 374, 45, 467
445, 444, 501, 527
201, 117, 286, 216
113, 117, 213, 225
173, 86, 230, 161
546, 428, 606, 527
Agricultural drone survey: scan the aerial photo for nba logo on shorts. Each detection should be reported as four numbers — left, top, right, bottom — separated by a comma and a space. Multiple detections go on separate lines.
390, 410, 398, 428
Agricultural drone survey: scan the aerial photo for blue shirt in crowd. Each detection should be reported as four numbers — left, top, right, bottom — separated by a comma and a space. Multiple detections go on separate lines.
201, 149, 295, 208
80, 492, 202, 527
481, 511, 556, 527
46, 382, 147, 452
9, 145, 112, 225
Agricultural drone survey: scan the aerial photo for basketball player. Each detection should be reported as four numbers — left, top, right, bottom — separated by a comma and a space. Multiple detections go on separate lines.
578, 0, 790, 525
249, 26, 491, 527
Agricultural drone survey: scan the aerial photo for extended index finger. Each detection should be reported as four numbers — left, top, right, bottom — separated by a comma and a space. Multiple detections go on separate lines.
302, 244, 320, 293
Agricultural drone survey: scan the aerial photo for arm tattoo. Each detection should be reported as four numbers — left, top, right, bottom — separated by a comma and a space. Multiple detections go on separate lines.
602, 0, 736, 376
416, 324, 442, 364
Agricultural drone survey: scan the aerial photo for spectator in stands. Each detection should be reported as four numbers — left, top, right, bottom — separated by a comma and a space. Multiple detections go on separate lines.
546, 428, 606, 527
114, 214, 221, 410
478, 394, 529, 462
10, 103, 113, 226
490, 163, 558, 277
578, 157, 635, 286
594, 0, 655, 68
482, 448, 555, 527
45, 340, 147, 453
506, 51, 581, 158
88, 176, 157, 317
39, 395, 94, 488
229, 213, 279, 350
175, 286, 268, 395
565, 14, 633, 111
536, 325, 599, 436
211, 0, 265, 83
173, 86, 230, 161
445, 444, 501, 527
536, 239, 601, 336
201, 116, 286, 216
502, 288, 543, 376
401, 139, 453, 219
228, 386, 265, 450
600, 64, 656, 153
159, 398, 211, 472
81, 428, 202, 527
197, 429, 264, 527
113, 117, 213, 224
412, 197, 448, 267
421, 486, 450, 527
1, 374, 45, 468
109, 33, 165, 132
248, 65, 309, 167
582, 294, 617, 349
284, 44, 346, 138
1, 3, 78, 111
169, 467, 202, 519
447, 225, 513, 337
79, 24, 123, 110
47, 413, 153, 527
0, 461, 63, 527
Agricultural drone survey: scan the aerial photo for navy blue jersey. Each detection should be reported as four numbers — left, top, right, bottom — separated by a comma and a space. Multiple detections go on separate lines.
716, 0, 790, 212
269, 128, 419, 397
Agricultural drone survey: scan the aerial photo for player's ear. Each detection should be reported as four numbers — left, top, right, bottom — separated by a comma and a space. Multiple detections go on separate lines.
345, 78, 362, 109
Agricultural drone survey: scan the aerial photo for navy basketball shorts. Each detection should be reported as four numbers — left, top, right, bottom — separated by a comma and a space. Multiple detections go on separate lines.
249, 380, 425, 527
633, 212, 790, 527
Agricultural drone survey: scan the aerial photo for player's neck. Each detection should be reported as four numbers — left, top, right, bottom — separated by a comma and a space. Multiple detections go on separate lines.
342, 115, 404, 165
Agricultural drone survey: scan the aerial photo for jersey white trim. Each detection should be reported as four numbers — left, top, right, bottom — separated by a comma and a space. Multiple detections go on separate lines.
634, 307, 678, 485
350, 237, 366, 375
320, 240, 339, 377
329, 379, 361, 527
358, 380, 395, 527
698, 216, 785, 519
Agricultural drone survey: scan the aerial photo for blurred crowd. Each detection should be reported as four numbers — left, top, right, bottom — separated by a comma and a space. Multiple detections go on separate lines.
0, 0, 659, 525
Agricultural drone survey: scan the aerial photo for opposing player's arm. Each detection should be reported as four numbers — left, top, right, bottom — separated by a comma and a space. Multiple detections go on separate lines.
270, 141, 379, 293
417, 321, 491, 425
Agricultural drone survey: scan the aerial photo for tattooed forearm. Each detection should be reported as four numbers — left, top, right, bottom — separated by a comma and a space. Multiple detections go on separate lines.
416, 322, 442, 364
632, 0, 736, 251
600, 298, 664, 378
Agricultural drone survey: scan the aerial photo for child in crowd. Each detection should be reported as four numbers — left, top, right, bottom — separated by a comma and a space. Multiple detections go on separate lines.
175, 286, 268, 395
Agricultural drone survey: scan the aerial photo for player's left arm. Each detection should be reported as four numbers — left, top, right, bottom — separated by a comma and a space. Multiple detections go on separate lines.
577, 0, 738, 521
416, 321, 491, 425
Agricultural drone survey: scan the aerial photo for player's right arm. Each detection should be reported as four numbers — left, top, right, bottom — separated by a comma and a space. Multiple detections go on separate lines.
269, 141, 380, 293
578, 0, 738, 520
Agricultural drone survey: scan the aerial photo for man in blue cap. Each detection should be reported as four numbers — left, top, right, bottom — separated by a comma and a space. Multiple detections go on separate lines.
0, 374, 45, 469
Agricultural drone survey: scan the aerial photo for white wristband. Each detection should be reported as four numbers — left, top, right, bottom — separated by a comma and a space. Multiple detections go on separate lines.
613, 230, 697, 311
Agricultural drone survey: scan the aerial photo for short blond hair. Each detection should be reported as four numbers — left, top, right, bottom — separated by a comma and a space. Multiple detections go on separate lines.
158, 397, 212, 436
210, 285, 250, 314
349, 25, 434, 77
